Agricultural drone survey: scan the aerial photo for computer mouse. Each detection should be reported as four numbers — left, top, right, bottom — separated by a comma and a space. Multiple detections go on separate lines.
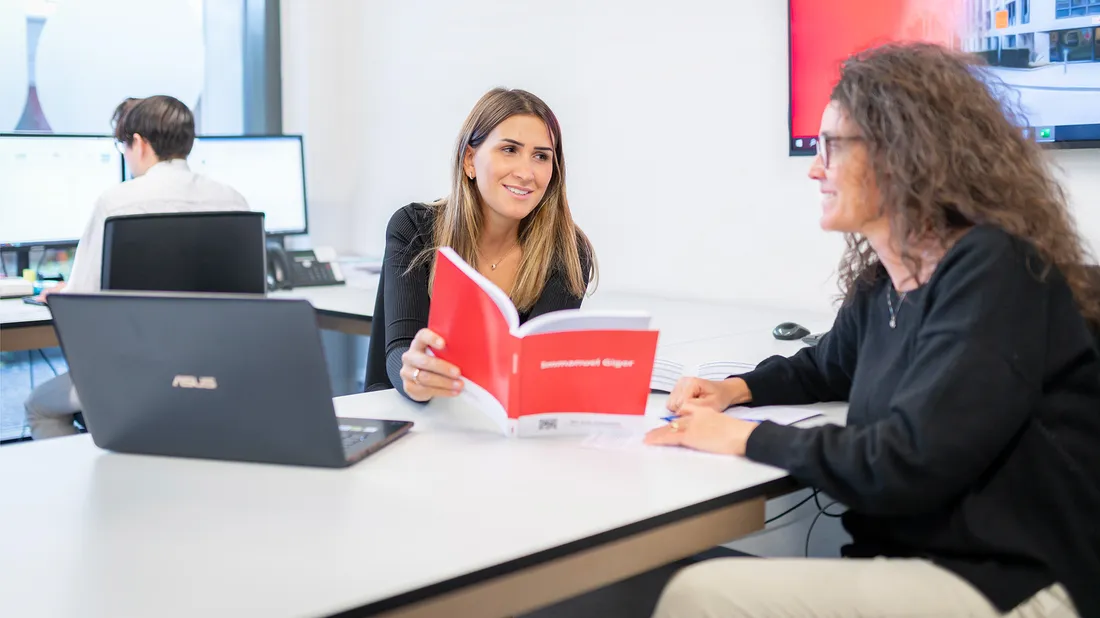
772, 321, 810, 341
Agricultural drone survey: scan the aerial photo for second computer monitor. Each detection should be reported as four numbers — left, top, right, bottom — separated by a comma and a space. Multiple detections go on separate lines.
122, 135, 309, 236
0, 134, 122, 247
185, 135, 308, 236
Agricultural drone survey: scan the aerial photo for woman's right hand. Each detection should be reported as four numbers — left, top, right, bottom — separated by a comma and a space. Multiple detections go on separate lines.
667, 377, 748, 414
400, 328, 464, 402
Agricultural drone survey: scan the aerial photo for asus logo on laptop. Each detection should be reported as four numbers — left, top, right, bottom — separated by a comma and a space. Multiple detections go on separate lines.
172, 375, 218, 390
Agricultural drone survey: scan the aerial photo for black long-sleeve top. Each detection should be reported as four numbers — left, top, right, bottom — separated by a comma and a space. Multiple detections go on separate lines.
381, 203, 591, 399
740, 225, 1100, 616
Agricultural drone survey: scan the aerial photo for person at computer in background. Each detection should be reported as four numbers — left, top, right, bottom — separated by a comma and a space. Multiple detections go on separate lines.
646, 43, 1100, 618
380, 88, 596, 402
25, 95, 248, 439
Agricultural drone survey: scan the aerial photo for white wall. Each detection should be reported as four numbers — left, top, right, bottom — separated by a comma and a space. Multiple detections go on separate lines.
200, 0, 244, 135
285, 0, 1100, 314
280, 0, 366, 253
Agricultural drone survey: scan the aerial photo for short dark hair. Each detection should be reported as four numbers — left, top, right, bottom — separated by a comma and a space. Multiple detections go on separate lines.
111, 95, 195, 159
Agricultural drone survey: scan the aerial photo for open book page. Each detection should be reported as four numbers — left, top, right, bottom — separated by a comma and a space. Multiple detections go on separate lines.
437, 247, 519, 329
650, 359, 757, 393
454, 378, 513, 436
698, 361, 758, 380
518, 309, 652, 337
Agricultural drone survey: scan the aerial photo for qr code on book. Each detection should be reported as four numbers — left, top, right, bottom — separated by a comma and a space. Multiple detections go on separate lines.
538, 418, 558, 431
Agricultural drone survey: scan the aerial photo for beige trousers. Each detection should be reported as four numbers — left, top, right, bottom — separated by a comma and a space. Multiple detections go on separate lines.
652, 557, 1078, 618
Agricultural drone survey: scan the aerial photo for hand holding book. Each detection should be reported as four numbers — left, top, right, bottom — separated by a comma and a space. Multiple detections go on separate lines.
426, 247, 660, 437
399, 328, 464, 402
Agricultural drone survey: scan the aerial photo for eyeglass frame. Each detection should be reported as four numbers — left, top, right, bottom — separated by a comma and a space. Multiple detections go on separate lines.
817, 133, 866, 169
113, 139, 130, 155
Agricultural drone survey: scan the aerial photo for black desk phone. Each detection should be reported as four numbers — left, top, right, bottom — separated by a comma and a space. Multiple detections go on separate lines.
266, 243, 345, 290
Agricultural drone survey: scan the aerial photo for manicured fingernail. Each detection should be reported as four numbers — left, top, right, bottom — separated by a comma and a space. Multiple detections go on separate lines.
453, 381, 462, 389
436, 338, 445, 348
451, 368, 460, 377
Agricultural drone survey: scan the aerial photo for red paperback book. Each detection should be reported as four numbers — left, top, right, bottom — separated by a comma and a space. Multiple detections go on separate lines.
427, 247, 659, 437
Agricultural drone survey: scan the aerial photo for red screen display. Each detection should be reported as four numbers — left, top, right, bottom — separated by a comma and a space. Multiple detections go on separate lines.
789, 0, 1100, 149
790, 0, 966, 141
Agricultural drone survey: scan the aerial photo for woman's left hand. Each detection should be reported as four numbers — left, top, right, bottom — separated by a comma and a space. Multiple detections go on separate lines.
644, 403, 758, 456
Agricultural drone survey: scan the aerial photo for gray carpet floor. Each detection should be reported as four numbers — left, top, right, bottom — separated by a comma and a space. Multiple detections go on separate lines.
1, 348, 67, 442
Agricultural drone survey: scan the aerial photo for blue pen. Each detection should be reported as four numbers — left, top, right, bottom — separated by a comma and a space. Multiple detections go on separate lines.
660, 415, 679, 423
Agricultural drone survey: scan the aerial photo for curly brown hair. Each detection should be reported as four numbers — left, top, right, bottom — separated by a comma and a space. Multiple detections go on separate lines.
830, 42, 1099, 328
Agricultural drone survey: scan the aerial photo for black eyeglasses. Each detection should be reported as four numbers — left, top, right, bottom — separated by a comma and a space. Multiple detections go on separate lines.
817, 134, 865, 169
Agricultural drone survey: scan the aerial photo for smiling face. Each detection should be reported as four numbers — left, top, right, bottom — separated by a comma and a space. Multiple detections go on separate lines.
463, 114, 554, 224
809, 101, 885, 236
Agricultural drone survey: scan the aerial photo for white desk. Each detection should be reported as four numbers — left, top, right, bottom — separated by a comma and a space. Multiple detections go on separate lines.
0, 281, 380, 353
1, 284, 832, 354
0, 387, 847, 618
0, 299, 54, 352
656, 328, 821, 368
586, 291, 834, 347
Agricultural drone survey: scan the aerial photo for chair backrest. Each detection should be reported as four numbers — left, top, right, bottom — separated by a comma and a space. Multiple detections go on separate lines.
101, 211, 267, 294
364, 280, 392, 392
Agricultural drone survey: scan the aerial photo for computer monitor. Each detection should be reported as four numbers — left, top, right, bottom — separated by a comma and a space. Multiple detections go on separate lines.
788, 0, 1100, 155
134, 135, 308, 236
0, 133, 124, 247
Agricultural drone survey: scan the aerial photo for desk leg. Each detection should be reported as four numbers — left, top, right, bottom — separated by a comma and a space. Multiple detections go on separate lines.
378, 497, 766, 618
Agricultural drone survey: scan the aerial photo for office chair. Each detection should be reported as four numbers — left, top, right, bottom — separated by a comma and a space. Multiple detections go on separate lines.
364, 281, 392, 392
64, 211, 267, 434
101, 211, 267, 293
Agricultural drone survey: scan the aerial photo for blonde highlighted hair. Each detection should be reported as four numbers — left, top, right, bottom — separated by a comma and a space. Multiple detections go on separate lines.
416, 88, 595, 312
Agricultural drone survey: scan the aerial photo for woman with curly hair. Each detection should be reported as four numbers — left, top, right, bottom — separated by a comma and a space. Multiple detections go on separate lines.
647, 42, 1100, 618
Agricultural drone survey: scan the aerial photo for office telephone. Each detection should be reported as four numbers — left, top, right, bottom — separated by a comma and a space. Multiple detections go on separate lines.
266, 242, 345, 290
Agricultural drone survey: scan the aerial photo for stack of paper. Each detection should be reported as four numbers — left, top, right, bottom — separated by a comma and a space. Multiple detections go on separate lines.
579, 406, 823, 452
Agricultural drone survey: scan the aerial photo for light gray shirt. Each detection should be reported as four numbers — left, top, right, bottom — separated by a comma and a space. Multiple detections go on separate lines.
64, 158, 249, 293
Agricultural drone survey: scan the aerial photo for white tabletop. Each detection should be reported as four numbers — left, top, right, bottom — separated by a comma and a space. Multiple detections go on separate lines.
0, 298, 53, 327
657, 328, 821, 367
586, 291, 833, 347
0, 387, 843, 618
0, 282, 381, 329
1, 272, 835, 344
270, 277, 379, 320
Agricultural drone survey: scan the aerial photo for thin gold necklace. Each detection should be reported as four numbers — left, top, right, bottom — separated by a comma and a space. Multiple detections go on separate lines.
479, 240, 519, 271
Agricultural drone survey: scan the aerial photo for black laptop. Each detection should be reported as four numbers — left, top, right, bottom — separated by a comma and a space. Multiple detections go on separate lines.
47, 293, 412, 468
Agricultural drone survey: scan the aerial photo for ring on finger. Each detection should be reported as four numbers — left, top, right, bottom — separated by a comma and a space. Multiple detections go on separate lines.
412, 368, 421, 384
670, 420, 681, 432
